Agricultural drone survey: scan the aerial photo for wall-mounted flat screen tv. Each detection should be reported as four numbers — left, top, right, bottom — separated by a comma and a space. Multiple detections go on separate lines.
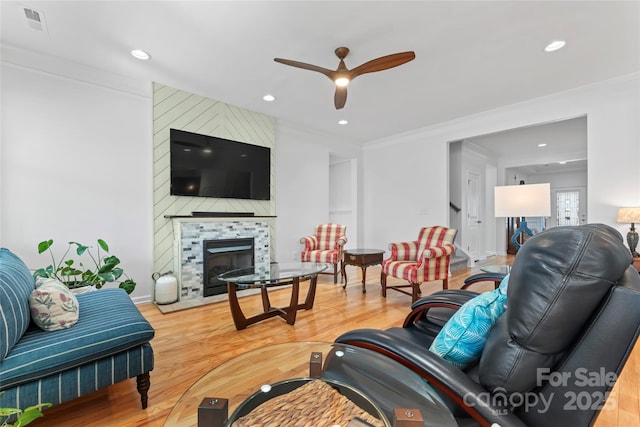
170, 129, 271, 200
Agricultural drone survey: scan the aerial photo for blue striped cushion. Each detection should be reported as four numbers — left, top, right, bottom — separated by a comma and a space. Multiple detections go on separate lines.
429, 275, 509, 368
1, 288, 155, 388
0, 248, 35, 362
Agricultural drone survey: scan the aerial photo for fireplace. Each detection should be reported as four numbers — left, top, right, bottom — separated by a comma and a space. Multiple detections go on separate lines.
203, 238, 255, 297
173, 219, 270, 300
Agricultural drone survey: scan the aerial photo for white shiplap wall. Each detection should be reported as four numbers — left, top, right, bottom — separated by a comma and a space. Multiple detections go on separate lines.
152, 83, 275, 273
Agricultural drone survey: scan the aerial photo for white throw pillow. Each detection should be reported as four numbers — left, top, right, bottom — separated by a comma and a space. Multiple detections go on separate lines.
29, 278, 79, 331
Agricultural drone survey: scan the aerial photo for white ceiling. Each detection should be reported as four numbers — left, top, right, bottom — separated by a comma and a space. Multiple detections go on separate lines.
466, 115, 589, 176
1, 1, 638, 144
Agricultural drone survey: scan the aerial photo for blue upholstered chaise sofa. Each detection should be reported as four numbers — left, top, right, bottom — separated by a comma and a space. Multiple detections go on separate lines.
0, 248, 155, 413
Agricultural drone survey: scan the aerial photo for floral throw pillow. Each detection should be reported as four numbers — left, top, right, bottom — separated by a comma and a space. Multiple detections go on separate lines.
29, 278, 79, 331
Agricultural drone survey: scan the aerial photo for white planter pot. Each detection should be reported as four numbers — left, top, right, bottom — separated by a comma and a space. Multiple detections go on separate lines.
69, 285, 97, 295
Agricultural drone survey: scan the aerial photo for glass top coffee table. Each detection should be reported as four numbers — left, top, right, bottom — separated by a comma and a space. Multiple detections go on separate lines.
218, 262, 328, 330
164, 341, 457, 427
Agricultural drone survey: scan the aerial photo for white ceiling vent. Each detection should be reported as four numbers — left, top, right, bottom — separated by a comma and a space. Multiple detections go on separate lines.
21, 5, 48, 33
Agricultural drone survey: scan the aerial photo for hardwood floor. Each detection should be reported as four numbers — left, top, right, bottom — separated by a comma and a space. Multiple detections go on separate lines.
30, 256, 639, 426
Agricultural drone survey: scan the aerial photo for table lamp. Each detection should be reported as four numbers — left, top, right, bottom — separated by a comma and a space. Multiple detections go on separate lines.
495, 183, 551, 250
616, 207, 640, 257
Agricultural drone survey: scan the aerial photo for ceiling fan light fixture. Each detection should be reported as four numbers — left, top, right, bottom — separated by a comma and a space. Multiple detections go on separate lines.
335, 77, 350, 87
274, 46, 415, 109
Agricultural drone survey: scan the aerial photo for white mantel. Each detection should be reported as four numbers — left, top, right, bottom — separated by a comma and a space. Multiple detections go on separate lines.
171, 217, 271, 300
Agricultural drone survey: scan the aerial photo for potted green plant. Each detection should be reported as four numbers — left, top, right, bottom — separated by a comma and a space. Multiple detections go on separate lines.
33, 239, 136, 294
0, 393, 51, 427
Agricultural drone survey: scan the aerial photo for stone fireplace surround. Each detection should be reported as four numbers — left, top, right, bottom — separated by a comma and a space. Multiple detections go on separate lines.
172, 218, 271, 300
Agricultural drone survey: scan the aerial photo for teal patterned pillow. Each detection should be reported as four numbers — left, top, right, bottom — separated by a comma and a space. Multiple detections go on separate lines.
429, 275, 509, 368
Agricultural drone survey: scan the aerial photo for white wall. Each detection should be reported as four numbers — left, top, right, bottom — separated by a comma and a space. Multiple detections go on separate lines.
1, 49, 362, 304
0, 62, 153, 303
275, 123, 361, 262
363, 74, 640, 253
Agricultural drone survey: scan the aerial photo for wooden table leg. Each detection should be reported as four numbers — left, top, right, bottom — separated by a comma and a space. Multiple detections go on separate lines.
341, 262, 348, 289
280, 277, 299, 325
260, 286, 271, 311
360, 266, 367, 293
227, 282, 249, 330
302, 274, 318, 310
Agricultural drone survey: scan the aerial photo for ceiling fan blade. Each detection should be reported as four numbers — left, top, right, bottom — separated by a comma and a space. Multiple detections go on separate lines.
334, 86, 347, 109
274, 58, 336, 80
349, 51, 416, 79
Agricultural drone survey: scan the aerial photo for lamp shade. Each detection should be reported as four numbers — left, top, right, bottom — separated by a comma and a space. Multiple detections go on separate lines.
616, 207, 640, 223
494, 183, 551, 217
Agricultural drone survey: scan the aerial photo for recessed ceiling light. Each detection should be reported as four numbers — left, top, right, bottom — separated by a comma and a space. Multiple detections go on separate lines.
263, 94, 276, 102
538, 143, 547, 147
544, 40, 566, 52
338, 120, 348, 125
131, 49, 151, 60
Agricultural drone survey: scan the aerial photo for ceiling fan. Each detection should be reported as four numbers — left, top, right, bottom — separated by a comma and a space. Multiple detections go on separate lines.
274, 47, 415, 109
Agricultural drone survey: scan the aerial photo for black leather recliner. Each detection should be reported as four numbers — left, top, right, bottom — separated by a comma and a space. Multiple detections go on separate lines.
336, 224, 640, 427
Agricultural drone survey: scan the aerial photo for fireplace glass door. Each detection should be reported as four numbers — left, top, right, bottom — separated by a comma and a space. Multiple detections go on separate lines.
203, 238, 255, 296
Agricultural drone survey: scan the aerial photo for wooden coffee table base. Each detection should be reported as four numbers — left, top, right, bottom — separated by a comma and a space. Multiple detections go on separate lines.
227, 275, 318, 330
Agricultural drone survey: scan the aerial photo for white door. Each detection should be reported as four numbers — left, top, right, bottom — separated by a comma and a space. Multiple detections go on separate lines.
329, 158, 357, 248
466, 171, 482, 262
551, 187, 587, 227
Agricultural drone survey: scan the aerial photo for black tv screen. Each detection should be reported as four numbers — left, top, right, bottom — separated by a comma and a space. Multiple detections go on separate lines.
170, 129, 271, 200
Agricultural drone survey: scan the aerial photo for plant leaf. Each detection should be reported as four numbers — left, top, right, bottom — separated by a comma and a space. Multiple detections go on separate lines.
111, 268, 123, 280
70, 242, 89, 256
98, 272, 115, 282
23, 403, 52, 413
97, 239, 109, 252
33, 268, 48, 279
120, 279, 136, 294
0, 407, 21, 417
102, 255, 120, 266
13, 408, 45, 426
97, 264, 114, 274
60, 266, 83, 277
37, 240, 53, 254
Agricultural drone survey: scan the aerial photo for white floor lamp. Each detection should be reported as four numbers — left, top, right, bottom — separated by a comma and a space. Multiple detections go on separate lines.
495, 183, 551, 250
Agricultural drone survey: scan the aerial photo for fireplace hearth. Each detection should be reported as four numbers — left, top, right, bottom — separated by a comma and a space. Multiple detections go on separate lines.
203, 238, 255, 297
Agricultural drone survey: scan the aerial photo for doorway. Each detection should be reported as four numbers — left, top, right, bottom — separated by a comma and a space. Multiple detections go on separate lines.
329, 156, 357, 249
449, 116, 588, 258
466, 170, 483, 262
551, 187, 587, 227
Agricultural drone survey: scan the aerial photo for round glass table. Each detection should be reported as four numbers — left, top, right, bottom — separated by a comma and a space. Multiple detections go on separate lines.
217, 262, 328, 330
164, 341, 457, 427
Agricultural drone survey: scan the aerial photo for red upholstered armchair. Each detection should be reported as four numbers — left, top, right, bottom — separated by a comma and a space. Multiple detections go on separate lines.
381, 226, 457, 302
300, 224, 348, 283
